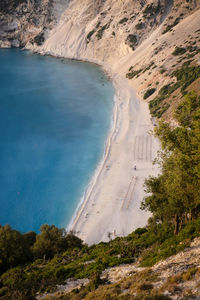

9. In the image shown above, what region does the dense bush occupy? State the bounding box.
[96,23,110,40]
[172,47,187,56]
[172,65,200,94]
[0,224,82,273]
[86,30,95,41]
[126,34,138,50]
[149,63,200,117]
[135,22,144,30]
[143,2,161,16]
[33,32,45,46]
[143,92,200,237]
[126,68,142,79]
[144,88,156,99]
[162,17,180,34]
[0,225,36,273]
[32,225,83,260]
[119,17,128,24]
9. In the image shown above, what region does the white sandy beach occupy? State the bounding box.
[68,71,160,245]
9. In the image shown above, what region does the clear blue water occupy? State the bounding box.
[0,49,114,233]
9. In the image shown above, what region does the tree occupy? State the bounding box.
[142,92,200,234]
[32,225,83,260]
[0,225,34,272]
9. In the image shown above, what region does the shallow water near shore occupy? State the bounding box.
[0,48,114,233]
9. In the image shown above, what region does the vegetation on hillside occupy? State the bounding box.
[57,266,200,300]
[0,225,83,274]
[143,88,156,99]
[162,17,180,34]
[126,62,155,79]
[1,219,200,299]
[149,63,200,117]
[143,91,200,235]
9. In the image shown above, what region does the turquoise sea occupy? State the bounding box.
[0,49,114,233]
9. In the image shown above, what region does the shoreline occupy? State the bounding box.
[2,46,160,244]
[67,70,120,232]
[33,51,161,245]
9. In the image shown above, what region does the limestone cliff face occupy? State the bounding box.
[1,0,199,105]
[27,0,173,64]
[0,0,69,48]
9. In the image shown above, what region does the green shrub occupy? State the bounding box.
[54,266,69,280]
[96,22,101,28]
[172,47,187,56]
[140,220,200,267]
[162,17,180,34]
[126,68,143,79]
[33,32,45,46]
[143,3,161,16]
[96,23,110,40]
[127,34,137,44]
[126,34,138,50]
[149,63,200,117]
[144,88,156,99]
[159,68,166,74]
[172,65,200,93]
[1,218,200,298]
[135,228,148,236]
[143,62,155,73]
[119,17,128,24]
[135,22,144,30]
[87,30,95,41]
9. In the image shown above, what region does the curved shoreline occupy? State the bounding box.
[65,62,160,245]
[68,73,120,232]
[25,49,160,245]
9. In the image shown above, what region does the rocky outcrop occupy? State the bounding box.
[37,237,200,299]
[101,237,200,299]
[0,0,69,48]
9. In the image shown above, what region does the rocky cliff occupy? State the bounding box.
[0,0,69,48]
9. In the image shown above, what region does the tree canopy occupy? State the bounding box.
[0,224,83,273]
[32,224,83,260]
[141,91,200,234]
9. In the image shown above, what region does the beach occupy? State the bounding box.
[28,38,162,245]
[24,0,167,244]
[68,70,160,245]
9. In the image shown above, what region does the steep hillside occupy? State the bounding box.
[1,0,199,119]
[1,219,200,299]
